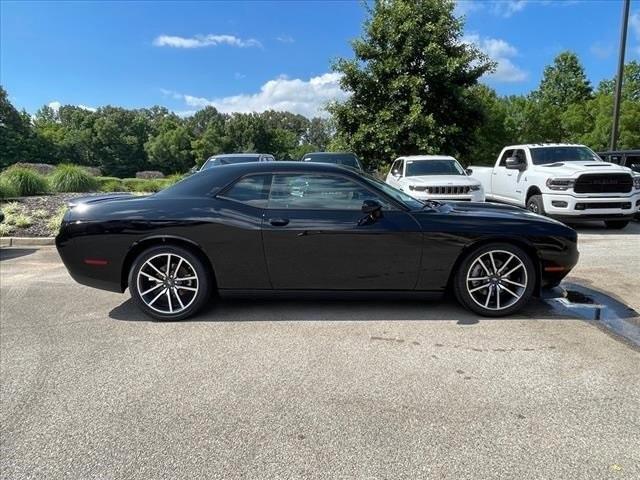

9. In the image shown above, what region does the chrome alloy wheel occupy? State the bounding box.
[136,253,199,315]
[465,250,528,311]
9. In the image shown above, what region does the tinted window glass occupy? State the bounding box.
[302,153,361,169]
[530,146,601,165]
[625,155,640,173]
[220,174,271,207]
[269,174,386,210]
[498,149,514,167]
[405,159,464,176]
[202,156,261,170]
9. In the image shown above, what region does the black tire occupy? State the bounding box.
[604,220,629,230]
[129,245,212,321]
[453,243,536,317]
[526,194,545,216]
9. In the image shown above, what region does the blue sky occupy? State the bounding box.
[1,0,639,117]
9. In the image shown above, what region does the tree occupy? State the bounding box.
[536,51,592,109]
[145,117,195,174]
[0,86,35,168]
[329,0,494,170]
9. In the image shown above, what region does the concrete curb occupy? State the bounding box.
[0,237,56,247]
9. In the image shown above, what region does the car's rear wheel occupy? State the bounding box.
[604,220,629,230]
[129,245,211,321]
[454,243,536,317]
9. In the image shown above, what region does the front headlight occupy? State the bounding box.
[633,176,640,190]
[546,178,575,191]
[469,184,482,191]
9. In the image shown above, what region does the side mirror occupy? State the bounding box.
[465,168,473,176]
[505,157,526,171]
[362,199,382,215]
[392,169,401,178]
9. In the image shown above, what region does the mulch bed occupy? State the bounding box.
[1,194,83,237]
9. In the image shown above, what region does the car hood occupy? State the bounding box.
[401,175,480,186]
[429,201,566,226]
[532,161,633,177]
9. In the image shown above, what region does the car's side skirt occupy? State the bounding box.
[218,289,444,300]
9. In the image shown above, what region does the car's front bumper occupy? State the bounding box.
[542,191,640,218]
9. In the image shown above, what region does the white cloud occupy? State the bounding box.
[153,34,261,49]
[464,34,527,82]
[48,101,96,112]
[491,0,528,17]
[276,35,295,44]
[166,73,348,118]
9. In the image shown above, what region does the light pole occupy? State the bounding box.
[610,0,631,151]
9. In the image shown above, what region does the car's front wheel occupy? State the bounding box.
[129,245,211,321]
[454,243,536,317]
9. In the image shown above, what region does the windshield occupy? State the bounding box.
[530,147,601,165]
[202,155,261,170]
[303,153,361,170]
[360,172,425,210]
[405,159,465,176]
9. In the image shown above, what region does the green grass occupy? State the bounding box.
[49,164,99,193]
[1,202,21,216]
[0,166,49,196]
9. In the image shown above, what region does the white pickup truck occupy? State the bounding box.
[468,144,640,229]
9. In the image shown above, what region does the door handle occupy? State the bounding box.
[269,218,290,226]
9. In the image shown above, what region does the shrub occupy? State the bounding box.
[47,206,68,235]
[49,164,99,193]
[135,170,165,179]
[5,212,33,228]
[96,176,127,192]
[0,178,19,199]
[165,173,185,186]
[0,223,15,237]
[0,166,49,196]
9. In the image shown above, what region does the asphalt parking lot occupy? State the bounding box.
[1,223,639,479]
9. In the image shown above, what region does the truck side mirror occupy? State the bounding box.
[465,168,473,176]
[392,169,402,178]
[506,157,526,171]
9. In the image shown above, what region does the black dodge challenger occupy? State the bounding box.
[56,162,579,320]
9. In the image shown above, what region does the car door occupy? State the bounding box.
[261,172,423,290]
[386,158,404,189]
[492,149,526,204]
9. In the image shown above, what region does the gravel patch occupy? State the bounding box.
[0,194,82,237]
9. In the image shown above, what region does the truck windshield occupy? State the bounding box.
[530,147,601,165]
[406,159,464,176]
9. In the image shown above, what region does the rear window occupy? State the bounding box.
[218,174,271,207]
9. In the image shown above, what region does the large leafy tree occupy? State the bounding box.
[329,0,494,169]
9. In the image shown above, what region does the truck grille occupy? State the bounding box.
[412,185,471,195]
[574,174,632,193]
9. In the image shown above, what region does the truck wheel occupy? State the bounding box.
[454,243,536,317]
[604,220,629,230]
[526,195,545,215]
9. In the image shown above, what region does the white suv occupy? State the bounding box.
[386,156,485,202]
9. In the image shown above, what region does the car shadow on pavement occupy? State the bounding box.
[108,296,576,325]
[570,220,640,236]
[0,248,38,261]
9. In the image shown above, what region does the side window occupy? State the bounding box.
[626,155,640,173]
[269,174,389,210]
[513,149,526,162]
[219,174,271,207]
[608,155,623,165]
[498,150,514,166]
[391,159,403,176]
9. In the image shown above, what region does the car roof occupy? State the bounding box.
[303,152,357,156]
[208,153,271,158]
[400,155,457,161]
[202,161,358,175]
[506,143,586,149]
